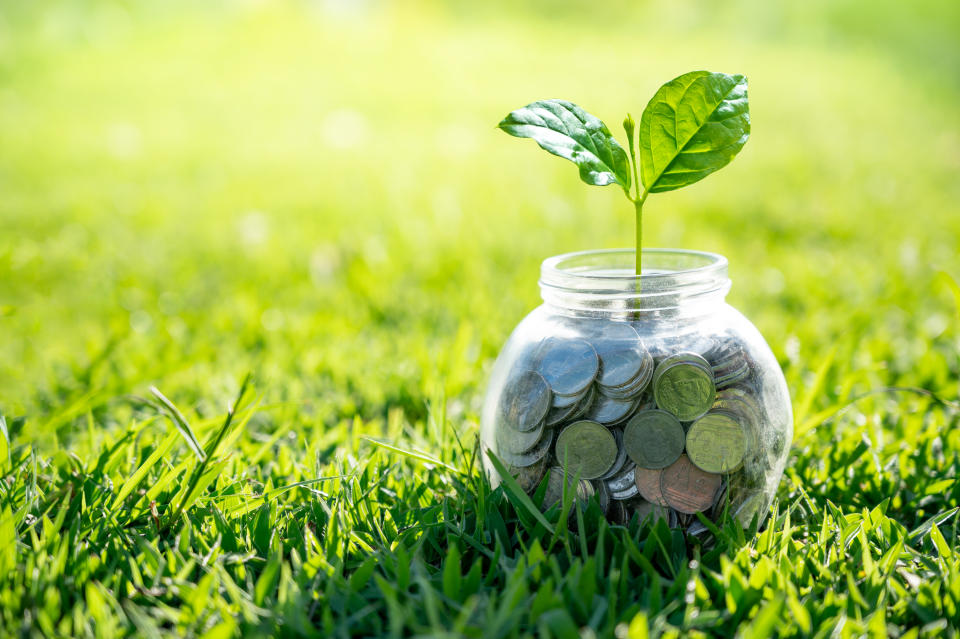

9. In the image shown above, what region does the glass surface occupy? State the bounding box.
[481,249,793,533]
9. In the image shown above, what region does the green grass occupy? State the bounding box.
[1,0,960,636]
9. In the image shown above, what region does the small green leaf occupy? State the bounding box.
[639,70,749,193]
[499,100,631,189]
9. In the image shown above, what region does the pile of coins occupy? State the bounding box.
[493,323,772,529]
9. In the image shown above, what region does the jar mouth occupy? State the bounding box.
[539,248,731,314]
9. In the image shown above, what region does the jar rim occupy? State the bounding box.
[539,248,731,314]
[541,248,727,282]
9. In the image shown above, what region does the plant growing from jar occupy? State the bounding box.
[483,71,793,534]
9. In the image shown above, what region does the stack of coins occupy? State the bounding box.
[493,324,773,531]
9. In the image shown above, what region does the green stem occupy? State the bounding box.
[634,190,648,277]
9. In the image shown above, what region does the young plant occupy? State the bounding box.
[498,70,750,276]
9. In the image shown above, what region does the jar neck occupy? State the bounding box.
[539,249,731,319]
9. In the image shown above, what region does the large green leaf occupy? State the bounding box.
[499,100,631,189]
[639,71,749,193]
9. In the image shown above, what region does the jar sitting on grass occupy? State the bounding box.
[480,248,792,534]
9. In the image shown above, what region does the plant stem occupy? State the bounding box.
[634,190,648,277]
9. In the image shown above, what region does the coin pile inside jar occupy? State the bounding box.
[494,323,770,529]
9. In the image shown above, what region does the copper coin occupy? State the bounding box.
[634,466,668,506]
[659,455,722,514]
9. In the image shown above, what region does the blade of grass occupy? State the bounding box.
[166,375,253,529]
[363,437,459,474]
[793,345,836,438]
[0,413,9,470]
[485,449,555,532]
[110,430,180,513]
[150,386,206,462]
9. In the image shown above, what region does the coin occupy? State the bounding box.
[622,409,685,469]
[542,466,594,509]
[712,358,750,389]
[554,420,617,480]
[653,353,715,421]
[497,430,553,468]
[545,402,578,427]
[588,323,654,389]
[552,388,585,409]
[586,394,637,425]
[610,476,640,501]
[633,499,672,525]
[508,458,547,494]
[686,411,746,473]
[567,384,598,421]
[496,417,545,454]
[597,372,649,400]
[605,464,636,493]
[660,455,722,514]
[634,466,668,506]
[598,429,629,479]
[593,481,611,514]
[499,370,552,432]
[537,338,599,397]
[608,500,629,524]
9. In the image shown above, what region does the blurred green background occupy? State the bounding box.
[1,0,959,441]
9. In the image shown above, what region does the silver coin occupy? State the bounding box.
[496,430,553,468]
[605,464,637,492]
[496,417,546,454]
[589,324,654,389]
[597,372,650,400]
[567,384,598,421]
[598,428,629,479]
[552,386,588,408]
[507,458,548,494]
[713,362,751,388]
[499,370,553,432]
[593,480,611,514]
[545,402,578,427]
[542,466,594,509]
[537,337,600,397]
[610,481,640,501]
[586,394,637,425]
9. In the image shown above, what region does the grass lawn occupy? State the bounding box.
[1,0,960,636]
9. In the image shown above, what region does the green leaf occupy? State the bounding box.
[639,70,749,193]
[499,100,631,189]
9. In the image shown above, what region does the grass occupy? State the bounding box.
[1,0,960,636]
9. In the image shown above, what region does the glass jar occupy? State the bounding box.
[480,249,792,533]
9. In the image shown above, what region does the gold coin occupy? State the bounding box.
[554,420,617,480]
[623,409,685,469]
[660,455,722,514]
[685,411,746,473]
[653,354,716,421]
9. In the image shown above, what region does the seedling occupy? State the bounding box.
[498,70,750,276]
